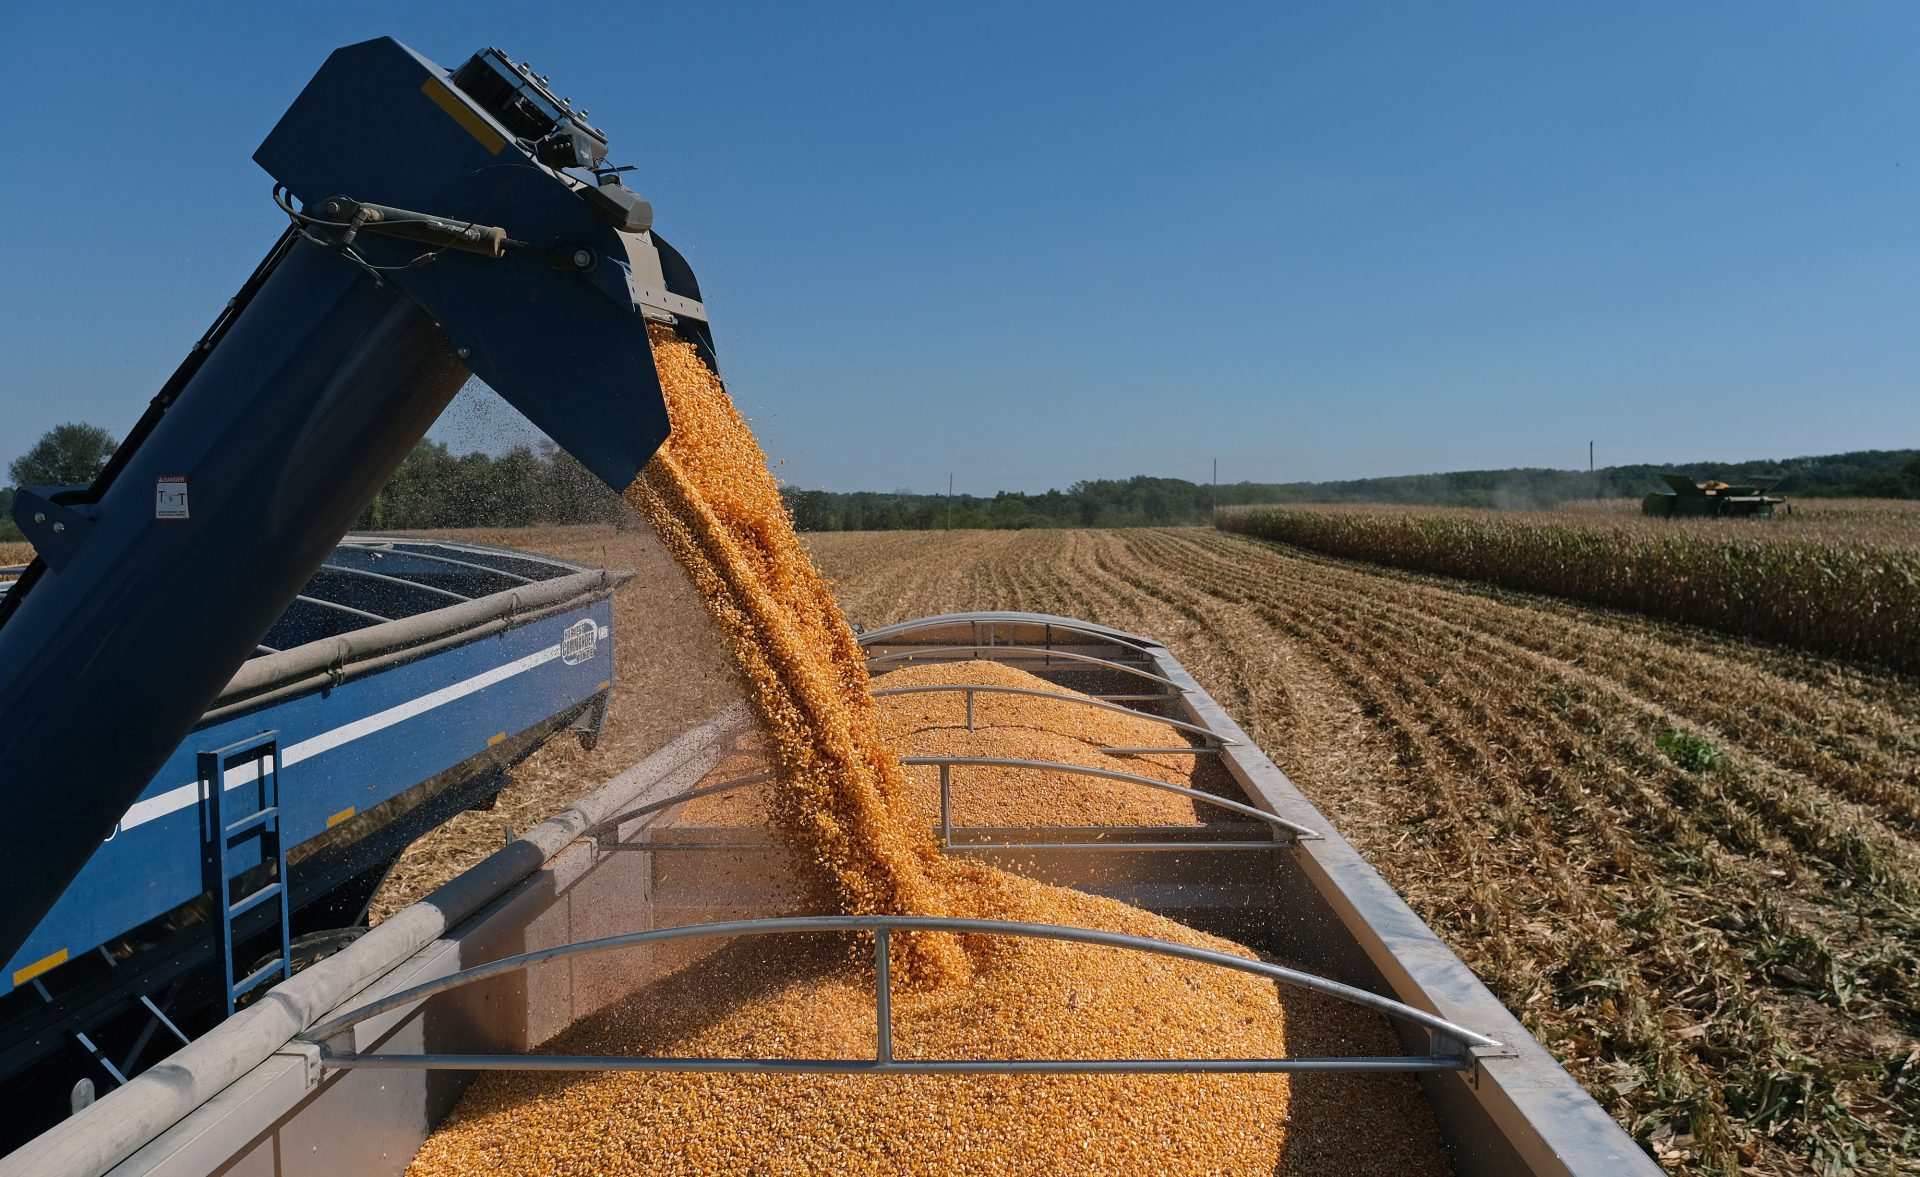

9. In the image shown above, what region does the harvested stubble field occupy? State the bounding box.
[1216,502,1920,675]
[803,527,1920,1177]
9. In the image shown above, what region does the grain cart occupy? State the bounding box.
[2,38,1658,1177]
[0,537,624,1150]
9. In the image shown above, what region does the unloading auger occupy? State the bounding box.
[0,39,713,965]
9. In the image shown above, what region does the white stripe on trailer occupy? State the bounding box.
[113,627,585,835]
[282,642,561,766]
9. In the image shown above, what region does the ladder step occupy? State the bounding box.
[73,1031,128,1085]
[223,807,279,839]
[226,883,283,920]
[231,957,289,1000]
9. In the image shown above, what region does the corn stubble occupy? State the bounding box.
[406,330,1446,1174]
[807,527,1920,1177]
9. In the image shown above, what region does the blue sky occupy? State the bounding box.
[2,3,1916,494]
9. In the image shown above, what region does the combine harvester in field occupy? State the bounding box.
[1642,473,1787,518]
[0,38,1659,1176]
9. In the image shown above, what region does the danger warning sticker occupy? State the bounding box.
[155,475,189,520]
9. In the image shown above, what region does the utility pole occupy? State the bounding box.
[946,472,954,530]
[1211,458,1218,518]
[1590,440,1596,501]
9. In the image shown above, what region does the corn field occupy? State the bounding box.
[1216,503,1920,675]
[803,526,1920,1177]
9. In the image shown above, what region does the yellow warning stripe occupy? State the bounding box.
[487,731,507,747]
[327,806,357,829]
[13,948,68,987]
[422,78,506,155]
[597,680,612,691]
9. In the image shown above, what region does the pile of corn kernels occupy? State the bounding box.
[409,870,1446,1176]
[873,658,1245,828]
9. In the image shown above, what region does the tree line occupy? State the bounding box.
[4,422,1916,543]
[783,450,1920,531]
[0,428,628,543]
[351,440,629,530]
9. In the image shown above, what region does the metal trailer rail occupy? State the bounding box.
[858,612,1163,657]
[898,755,1317,847]
[577,763,1302,857]
[865,646,1186,689]
[870,681,1234,743]
[302,915,1501,1075]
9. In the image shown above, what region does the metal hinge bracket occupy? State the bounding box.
[10,486,97,571]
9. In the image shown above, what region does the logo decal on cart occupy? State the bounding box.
[561,618,599,665]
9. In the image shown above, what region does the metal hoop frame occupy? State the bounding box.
[858,614,1160,657]
[302,915,1499,1075]
[866,647,1185,690]
[580,751,1313,857]
[900,756,1318,845]
[870,682,1232,745]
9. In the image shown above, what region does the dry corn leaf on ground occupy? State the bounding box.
[407,328,1449,1174]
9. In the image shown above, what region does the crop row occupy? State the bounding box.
[806,527,1920,1175]
[1216,506,1920,674]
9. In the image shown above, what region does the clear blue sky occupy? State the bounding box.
[2,3,1916,495]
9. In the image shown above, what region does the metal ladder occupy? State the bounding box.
[199,732,292,1016]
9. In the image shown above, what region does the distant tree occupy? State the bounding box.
[535,441,628,526]
[790,489,836,532]
[9,423,117,488]
[989,492,1032,529]
[354,438,636,531]
[469,446,544,528]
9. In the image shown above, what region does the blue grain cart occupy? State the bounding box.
[0,537,626,1145]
